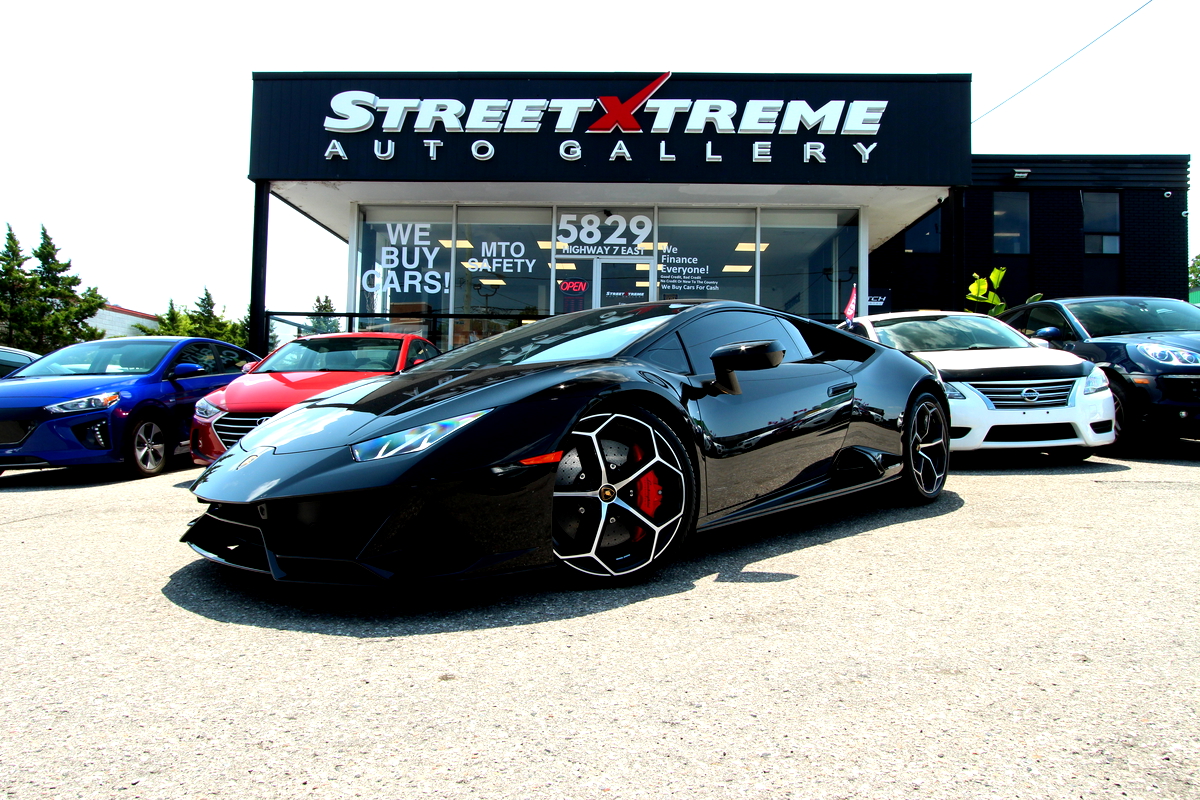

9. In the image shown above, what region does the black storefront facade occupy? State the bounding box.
[245,72,1189,354]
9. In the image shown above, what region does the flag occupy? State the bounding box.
[843,283,858,324]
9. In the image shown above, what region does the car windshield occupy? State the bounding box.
[408,304,693,373]
[9,340,175,376]
[1066,298,1200,338]
[255,337,404,373]
[873,315,1030,352]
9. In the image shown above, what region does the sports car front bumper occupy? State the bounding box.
[183,464,558,584]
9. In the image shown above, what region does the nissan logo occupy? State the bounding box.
[1021,388,1041,403]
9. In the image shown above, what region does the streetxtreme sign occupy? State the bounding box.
[250,72,971,186]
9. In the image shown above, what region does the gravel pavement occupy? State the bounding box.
[1,443,1197,799]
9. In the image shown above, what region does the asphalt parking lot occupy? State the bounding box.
[1,444,1197,799]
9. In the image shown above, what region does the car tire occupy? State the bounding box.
[552,407,697,582]
[894,391,949,504]
[124,416,169,478]
[1109,377,1153,453]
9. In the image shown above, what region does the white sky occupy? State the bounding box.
[0,0,1193,320]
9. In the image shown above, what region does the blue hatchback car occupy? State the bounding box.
[0,337,258,478]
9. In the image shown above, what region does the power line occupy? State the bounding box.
[972,0,1156,124]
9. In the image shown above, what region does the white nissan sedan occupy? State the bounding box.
[840,311,1116,460]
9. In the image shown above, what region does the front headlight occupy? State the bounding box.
[1083,368,1110,395]
[943,382,966,400]
[350,409,492,462]
[44,392,121,414]
[1135,343,1200,366]
[195,396,224,419]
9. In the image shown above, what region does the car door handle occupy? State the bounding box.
[828,382,856,397]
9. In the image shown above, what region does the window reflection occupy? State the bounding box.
[454,208,553,347]
[759,210,858,322]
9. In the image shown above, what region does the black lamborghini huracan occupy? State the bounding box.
[184,301,950,584]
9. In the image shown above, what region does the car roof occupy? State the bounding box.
[0,344,39,357]
[294,332,427,341]
[853,310,993,323]
[1014,296,1187,307]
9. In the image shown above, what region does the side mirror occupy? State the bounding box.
[1029,338,1051,348]
[708,339,785,396]
[241,361,259,373]
[1034,326,1062,341]
[170,362,204,379]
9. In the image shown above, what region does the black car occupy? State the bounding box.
[1000,297,1200,442]
[184,301,950,585]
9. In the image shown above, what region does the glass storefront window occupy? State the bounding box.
[353,204,864,339]
[759,210,858,322]
[454,207,553,347]
[554,207,656,313]
[656,209,756,304]
[359,207,453,349]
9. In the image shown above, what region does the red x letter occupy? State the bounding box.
[587,72,672,133]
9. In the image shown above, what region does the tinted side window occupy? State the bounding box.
[784,318,873,362]
[1026,307,1074,340]
[640,332,692,374]
[173,343,215,374]
[679,312,797,370]
[1001,308,1029,335]
[214,346,255,373]
[405,340,438,368]
[0,352,31,373]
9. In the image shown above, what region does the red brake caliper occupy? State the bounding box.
[634,469,663,519]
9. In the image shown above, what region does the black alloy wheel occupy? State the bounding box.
[125,418,168,478]
[897,392,949,503]
[552,409,695,579]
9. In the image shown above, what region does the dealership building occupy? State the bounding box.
[246,72,1190,354]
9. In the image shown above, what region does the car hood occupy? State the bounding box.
[0,373,146,404]
[221,370,394,413]
[234,360,595,455]
[1089,330,1200,349]
[918,346,1091,383]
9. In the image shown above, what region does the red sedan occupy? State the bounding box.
[191,332,439,465]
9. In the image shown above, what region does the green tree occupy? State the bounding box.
[0,225,35,348]
[307,295,341,333]
[1189,254,1199,289]
[0,225,105,352]
[137,290,251,347]
[189,288,237,341]
[134,299,192,336]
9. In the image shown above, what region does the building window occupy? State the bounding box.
[759,210,858,322]
[656,208,756,304]
[993,192,1029,254]
[454,207,554,345]
[904,207,941,254]
[1083,192,1120,254]
[358,207,454,349]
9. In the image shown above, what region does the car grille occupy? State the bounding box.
[968,379,1075,408]
[984,423,1077,442]
[213,412,274,448]
[1159,375,1200,403]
